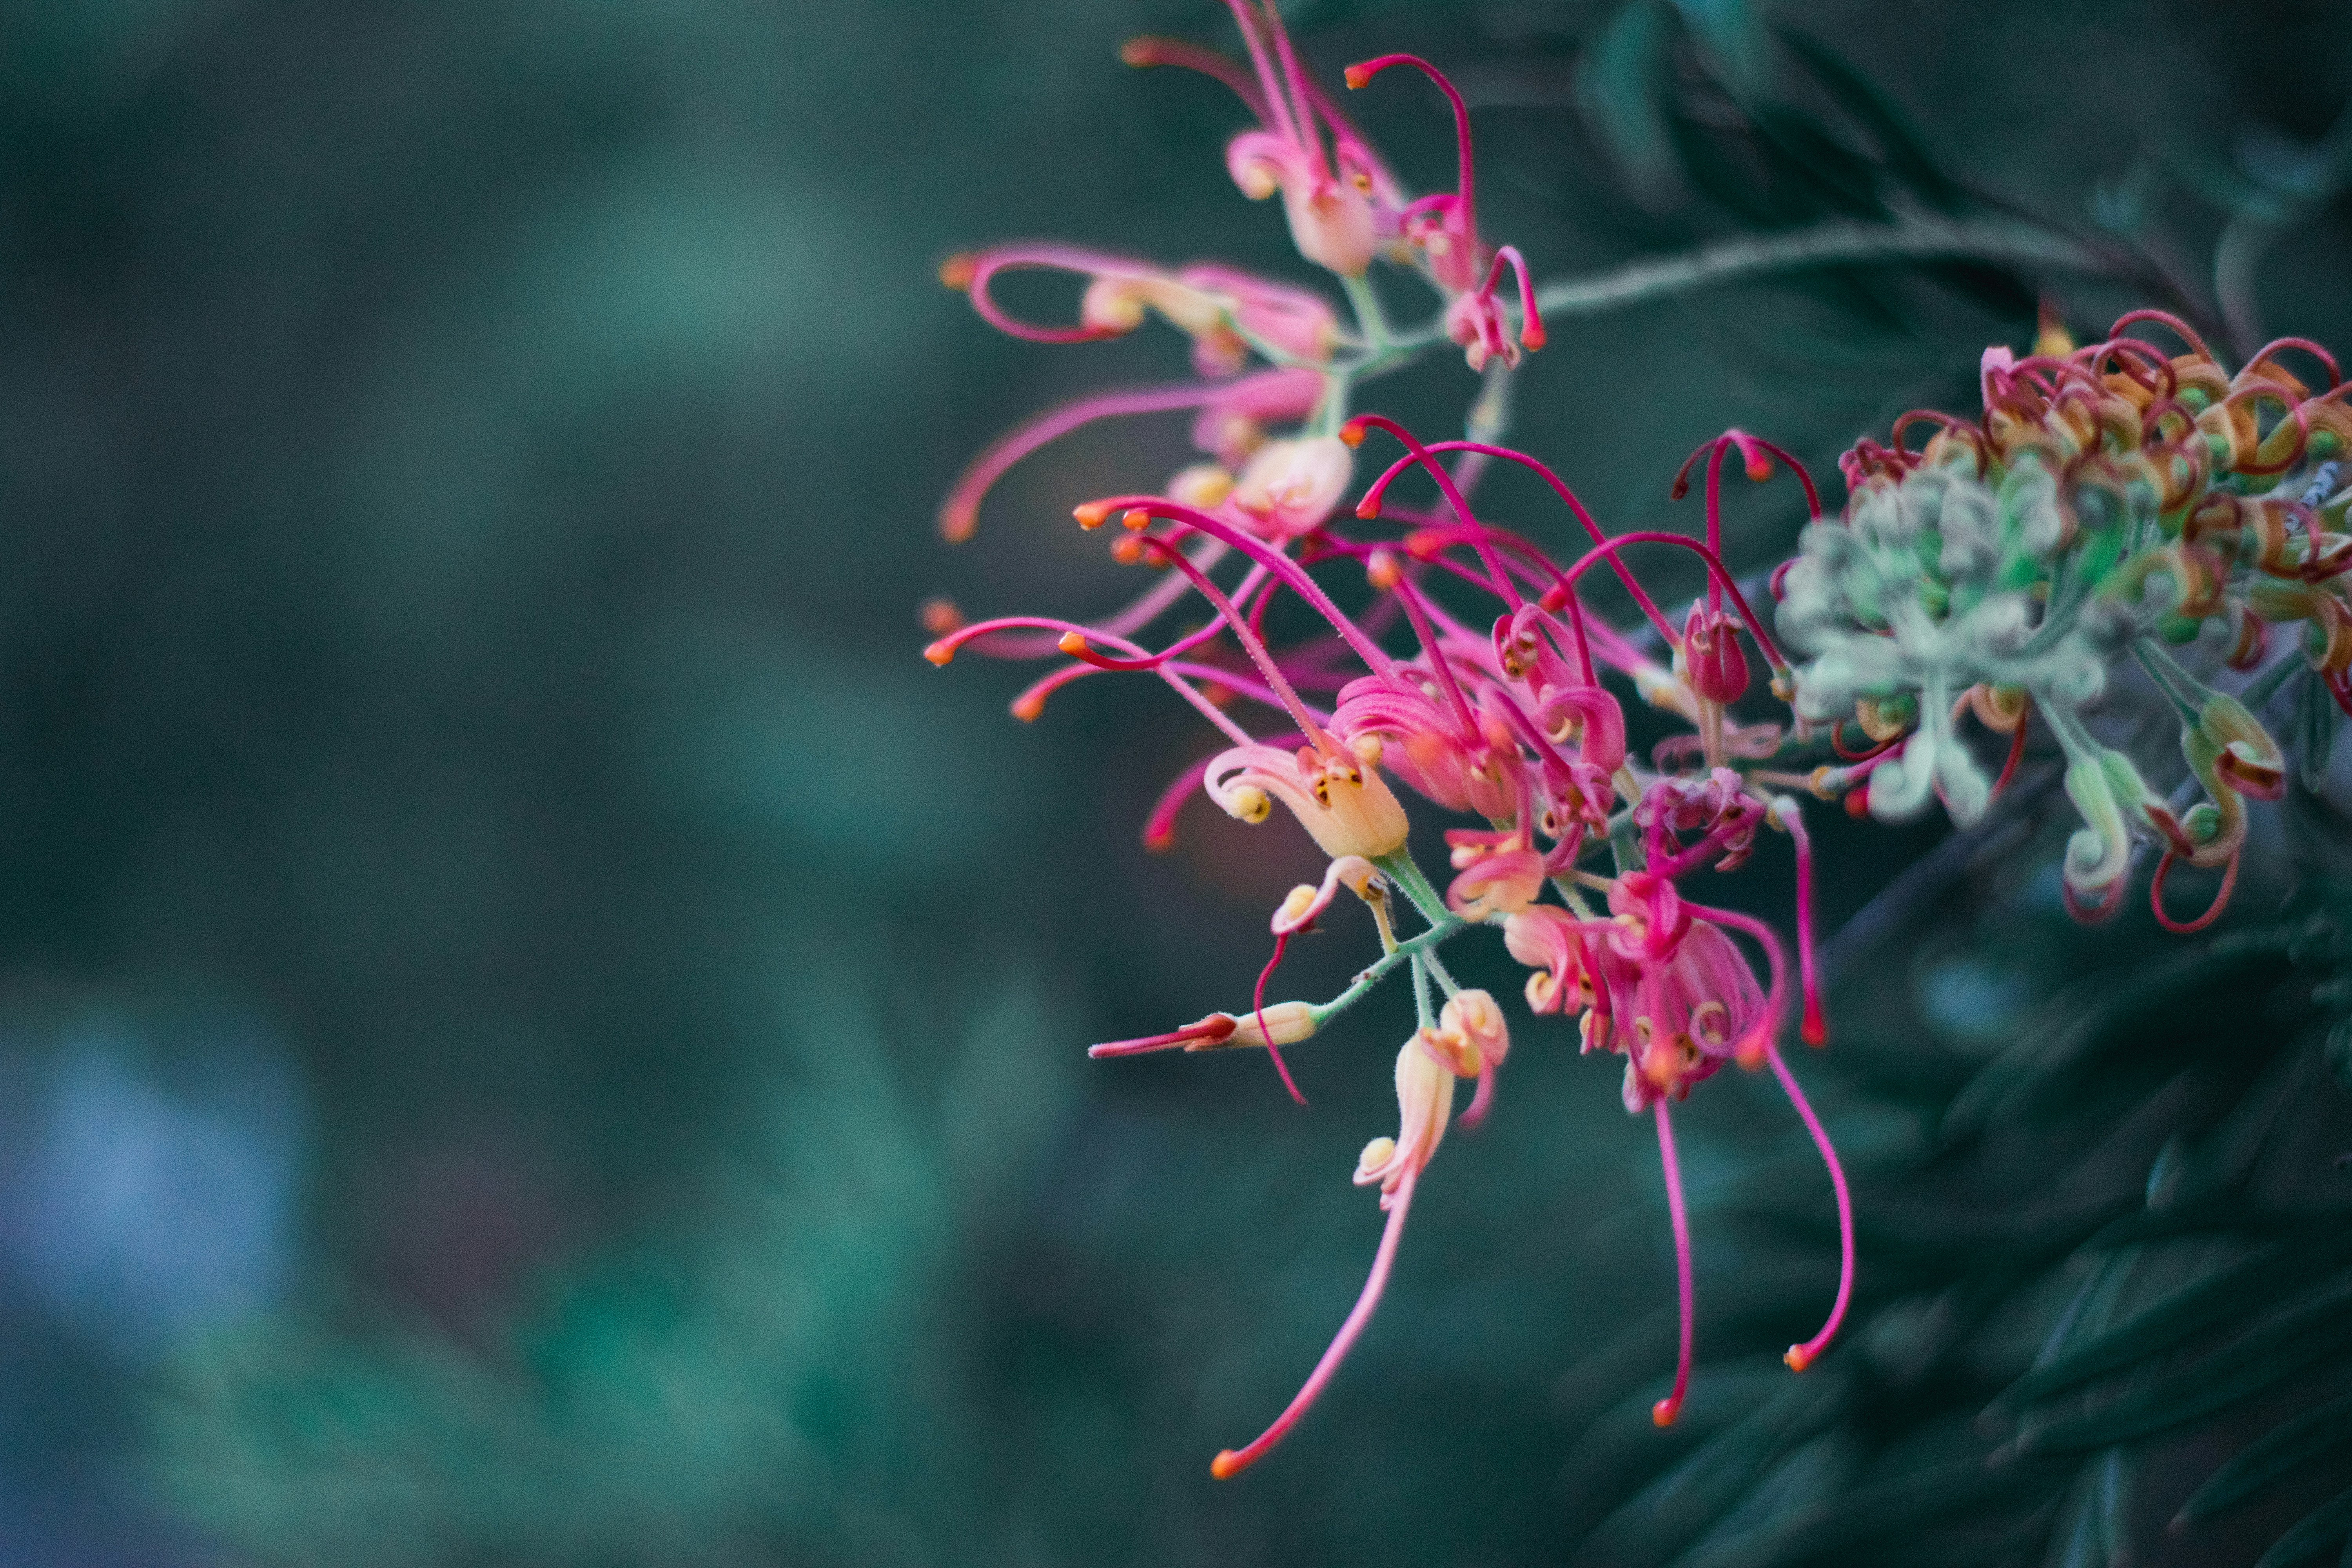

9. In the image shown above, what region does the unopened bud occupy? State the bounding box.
[1230,1000,1318,1049]
[1225,784,1272,824]
[1167,463,1234,510]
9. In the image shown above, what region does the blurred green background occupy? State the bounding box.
[0,1,2348,1563]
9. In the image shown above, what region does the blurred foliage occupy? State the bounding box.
[1564,835,2352,1567]
[0,0,2338,1564]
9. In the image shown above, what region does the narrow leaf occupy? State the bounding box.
[2257,1483,2352,1568]
[2179,1389,2352,1524]
[2023,1274,2352,1453]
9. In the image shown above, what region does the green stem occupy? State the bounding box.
[2238,651,2308,712]
[1306,914,1468,1032]
[1532,216,2107,319]
[1342,271,1395,354]
[1421,944,1463,998]
[1374,847,1452,927]
[2132,639,2209,723]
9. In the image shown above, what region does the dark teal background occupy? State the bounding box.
[0,2,2345,1563]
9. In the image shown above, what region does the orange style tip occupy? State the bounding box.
[1354,499,1380,520]
[1009,697,1045,722]
[1118,36,1155,66]
[922,644,955,667]
[1651,1398,1681,1428]
[1121,507,1152,530]
[1056,630,1089,655]
[1338,420,1368,448]
[1784,1345,1814,1372]
[1343,64,1372,89]
[937,253,976,291]
[1746,456,1774,483]
[1142,828,1176,853]
[1210,1450,1247,1481]
[1734,1044,1766,1071]
[1539,584,1571,613]
[918,597,964,635]
[1074,502,1112,530]
[939,510,977,543]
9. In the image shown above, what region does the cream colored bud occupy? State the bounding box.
[1418,1024,1481,1078]
[1355,1136,1397,1176]
[1440,989,1509,1070]
[1167,463,1235,510]
[1229,1000,1318,1049]
[1225,784,1272,824]
[1232,436,1353,539]
[1078,278,1148,335]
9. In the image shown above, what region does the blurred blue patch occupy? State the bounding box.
[10,1013,305,1362]
[1918,954,2033,1049]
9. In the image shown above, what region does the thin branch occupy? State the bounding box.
[1533,216,2112,320]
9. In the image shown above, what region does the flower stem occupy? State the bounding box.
[1373,847,1451,927]
[1308,915,1466,1031]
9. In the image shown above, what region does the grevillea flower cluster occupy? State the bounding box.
[1781,310,2347,931]
[922,3,2328,1481]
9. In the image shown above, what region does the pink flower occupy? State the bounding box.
[1345,53,1542,367]
[1602,917,1765,1111]
[1205,739,1410,861]
[1331,673,1515,818]
[1680,602,1750,704]
[936,366,1324,543]
[1504,905,1599,1017]
[1212,998,1492,1481]
[1230,434,1354,539]
[1445,828,1544,921]
[1207,2,1396,276]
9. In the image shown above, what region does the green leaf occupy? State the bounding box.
[2096,1448,2134,1567]
[1746,105,1887,220]
[1671,0,1768,93]
[2004,1241,2314,1410]
[2177,1388,2352,1524]
[1776,29,1964,211]
[1578,0,1683,198]
[2298,670,2337,793]
[2020,1272,2352,1453]
[1676,1456,2029,1568]
[2256,1482,2352,1568]
[1666,112,1787,227]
